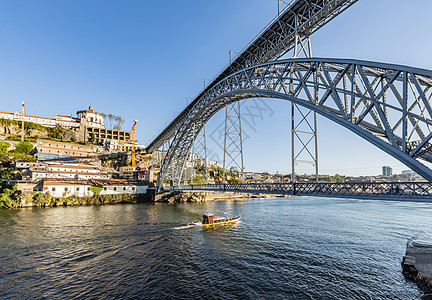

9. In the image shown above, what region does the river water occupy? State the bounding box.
[0,196,431,299]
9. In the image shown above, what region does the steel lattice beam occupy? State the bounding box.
[147,0,358,153]
[157,58,432,190]
[170,182,432,202]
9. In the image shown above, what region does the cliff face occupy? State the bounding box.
[0,121,79,141]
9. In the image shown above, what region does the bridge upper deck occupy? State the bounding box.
[147,0,358,152]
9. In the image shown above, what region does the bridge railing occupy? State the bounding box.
[168,182,432,201]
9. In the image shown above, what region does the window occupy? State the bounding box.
[52,187,56,191]
[87,187,90,191]
[76,187,80,191]
[64,187,68,191]
[104,187,107,190]
[123,187,126,190]
[132,187,135,191]
[113,187,117,191]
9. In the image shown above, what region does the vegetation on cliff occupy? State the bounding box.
[0,168,18,208]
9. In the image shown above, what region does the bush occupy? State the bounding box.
[25,122,46,131]
[0,141,10,152]
[48,125,64,139]
[14,142,34,154]
[0,118,19,126]
[90,186,103,196]
[0,185,17,208]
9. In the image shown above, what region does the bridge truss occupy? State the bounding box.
[147,0,358,153]
[171,182,432,202]
[158,58,432,189]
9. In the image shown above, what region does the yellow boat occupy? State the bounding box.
[201,213,241,227]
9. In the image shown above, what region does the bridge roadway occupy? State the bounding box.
[168,182,432,202]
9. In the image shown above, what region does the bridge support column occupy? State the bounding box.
[291,15,318,183]
[190,124,208,185]
[223,101,244,183]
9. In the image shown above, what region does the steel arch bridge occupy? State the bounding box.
[157,58,432,190]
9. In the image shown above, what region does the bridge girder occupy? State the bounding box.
[157,58,432,189]
[147,0,358,152]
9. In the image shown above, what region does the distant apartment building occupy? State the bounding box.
[382,166,392,176]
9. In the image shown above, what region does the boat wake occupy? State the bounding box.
[172,222,202,230]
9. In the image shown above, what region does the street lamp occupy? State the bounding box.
[278,0,288,16]
[203,78,210,88]
[229,50,238,63]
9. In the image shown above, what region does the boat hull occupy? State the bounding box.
[202,216,241,227]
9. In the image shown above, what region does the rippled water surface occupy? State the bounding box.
[1,197,431,299]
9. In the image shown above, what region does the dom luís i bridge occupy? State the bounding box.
[147,0,432,202]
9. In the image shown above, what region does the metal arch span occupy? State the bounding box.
[158,58,432,189]
[147,0,358,152]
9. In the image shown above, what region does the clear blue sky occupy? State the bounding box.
[1,0,432,176]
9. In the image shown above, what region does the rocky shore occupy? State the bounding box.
[13,192,154,208]
[155,190,280,203]
[402,241,432,297]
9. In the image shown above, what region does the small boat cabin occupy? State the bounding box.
[203,214,215,225]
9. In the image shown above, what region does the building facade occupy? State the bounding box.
[42,178,147,198]
[382,166,393,176]
[35,139,102,159]
[0,106,134,146]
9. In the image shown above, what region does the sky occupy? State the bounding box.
[1,0,432,176]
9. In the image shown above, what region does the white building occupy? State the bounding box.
[93,179,148,195]
[76,106,104,128]
[42,178,147,198]
[20,159,110,181]
[0,106,104,129]
[43,178,94,198]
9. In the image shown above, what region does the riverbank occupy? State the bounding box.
[155,190,282,202]
[402,241,432,295]
[10,192,155,208]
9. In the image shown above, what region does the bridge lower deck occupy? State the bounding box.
[167,182,432,202]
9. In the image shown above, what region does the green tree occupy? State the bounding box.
[89,133,96,144]
[90,185,103,196]
[192,175,206,184]
[107,114,114,129]
[228,177,242,184]
[113,116,124,130]
[48,125,64,139]
[0,141,11,152]
[0,184,17,208]
[334,174,344,183]
[14,142,33,154]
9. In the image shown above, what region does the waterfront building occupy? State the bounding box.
[93,179,148,195]
[41,178,148,198]
[133,169,154,183]
[42,178,95,197]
